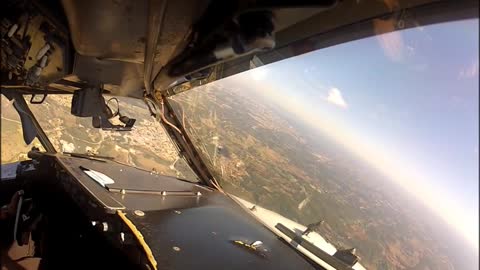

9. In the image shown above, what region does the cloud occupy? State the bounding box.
[326,87,348,108]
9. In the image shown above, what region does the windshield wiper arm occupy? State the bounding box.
[63,152,115,162]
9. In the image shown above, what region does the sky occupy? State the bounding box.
[227,19,479,249]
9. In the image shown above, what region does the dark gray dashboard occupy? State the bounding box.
[48,155,321,270]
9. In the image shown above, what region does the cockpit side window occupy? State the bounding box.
[1,94,44,164]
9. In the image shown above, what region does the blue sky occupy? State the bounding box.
[234,19,478,248]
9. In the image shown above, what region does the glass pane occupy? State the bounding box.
[27,95,199,182]
[170,19,479,270]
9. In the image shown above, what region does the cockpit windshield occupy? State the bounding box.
[169,19,479,270]
[26,95,199,182]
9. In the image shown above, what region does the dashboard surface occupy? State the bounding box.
[51,155,321,270]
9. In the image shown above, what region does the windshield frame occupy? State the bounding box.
[152,94,218,188]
